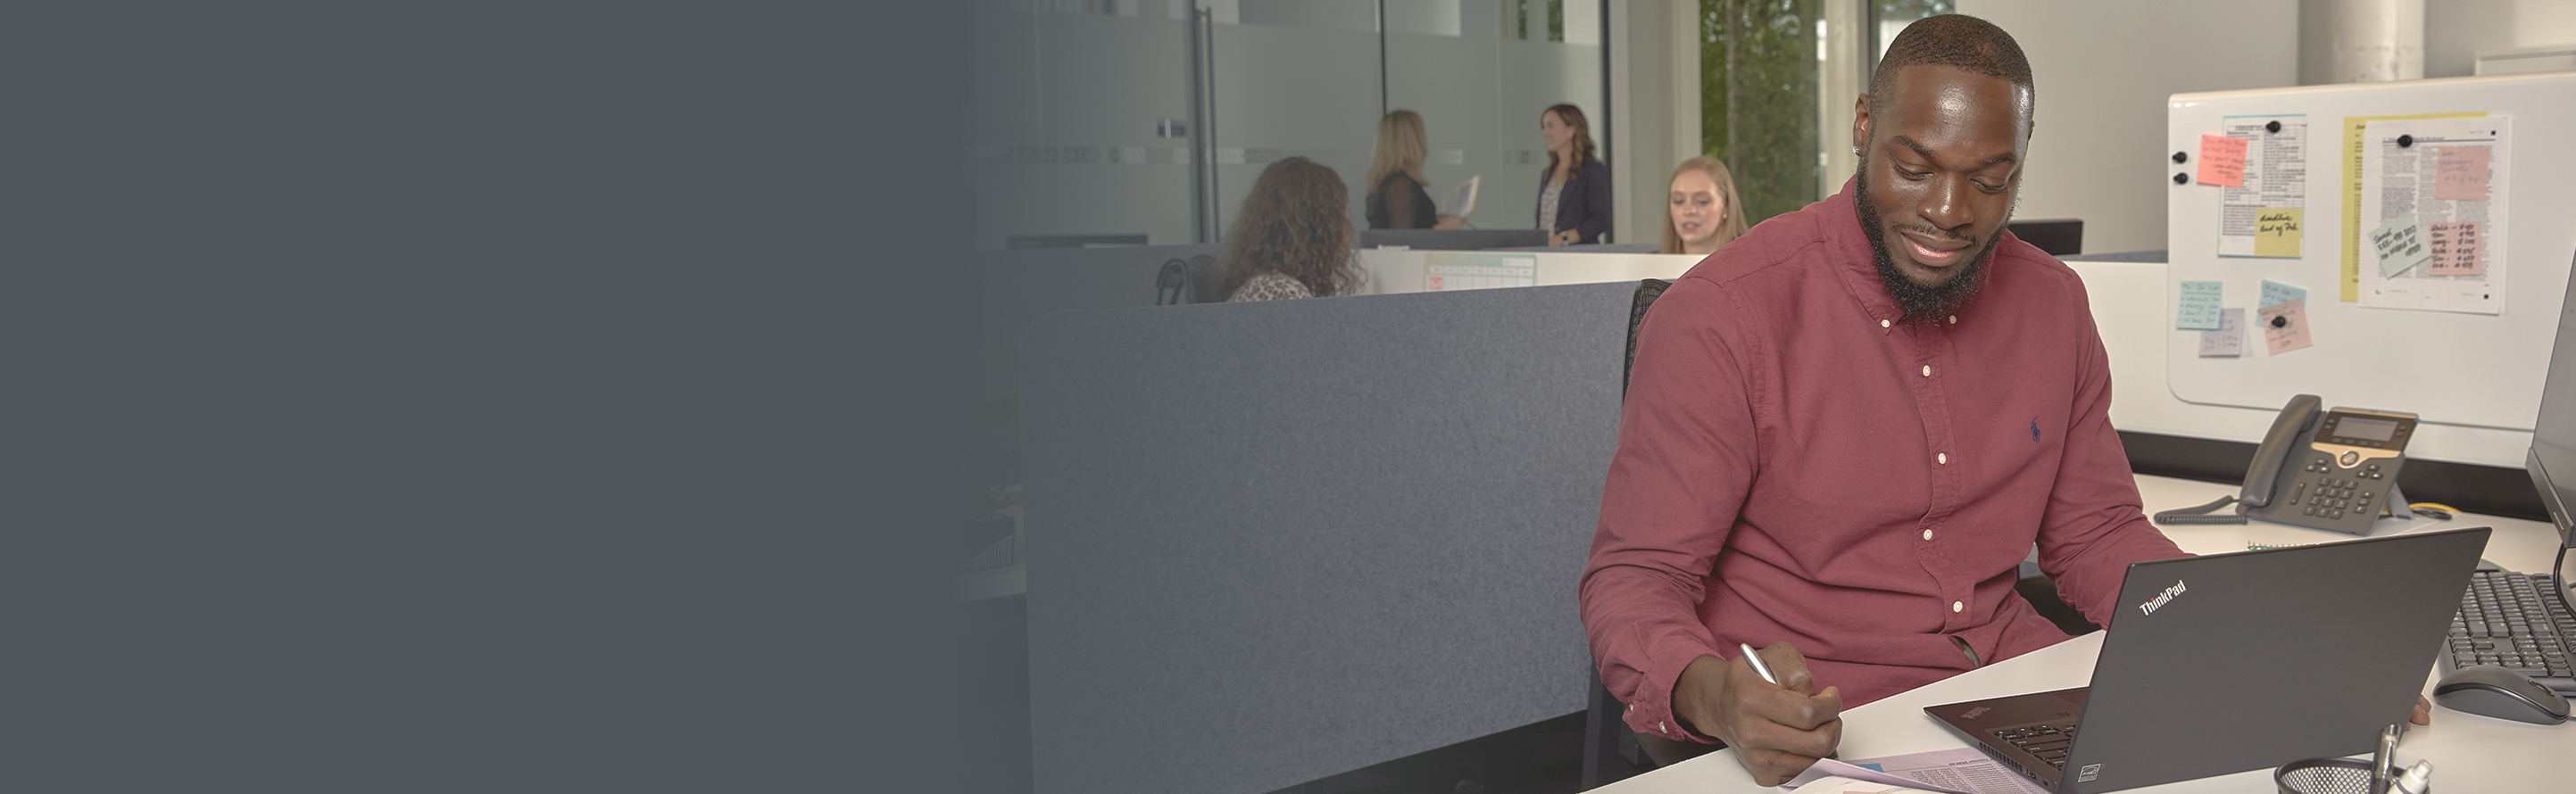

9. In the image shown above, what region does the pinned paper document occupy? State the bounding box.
[2215,116,2307,258]
[2176,281,2223,330]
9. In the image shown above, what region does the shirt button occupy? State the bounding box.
[1924,529,1934,541]
[1922,365,1932,376]
[1880,318,1891,328]
[1659,721,1669,733]
[1937,452,1949,465]
[1949,315,1957,324]
[1953,601,1965,613]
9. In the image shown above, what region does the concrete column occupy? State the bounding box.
[2318,0,2425,83]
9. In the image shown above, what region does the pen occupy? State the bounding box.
[1738,642,1781,686]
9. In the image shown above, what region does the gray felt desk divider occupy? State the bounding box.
[1019,281,1637,794]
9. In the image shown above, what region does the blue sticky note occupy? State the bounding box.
[2177,281,2223,330]
[2260,278,2306,309]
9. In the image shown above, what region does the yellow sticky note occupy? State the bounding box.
[2255,207,2302,258]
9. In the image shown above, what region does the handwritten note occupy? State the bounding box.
[2427,221,2484,276]
[2368,212,2431,277]
[2259,299,2313,355]
[2435,146,2490,202]
[2200,309,2245,357]
[2197,134,2248,187]
[2260,278,2306,309]
[2176,281,2223,330]
[2254,208,2302,258]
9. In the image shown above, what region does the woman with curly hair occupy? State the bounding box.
[1221,157,1365,302]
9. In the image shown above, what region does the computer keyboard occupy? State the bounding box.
[1991,724,2076,769]
[2444,569,2576,692]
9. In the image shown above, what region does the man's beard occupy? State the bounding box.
[1854,158,2010,321]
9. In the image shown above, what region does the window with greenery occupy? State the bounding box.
[1702,0,1951,227]
[1700,0,1821,226]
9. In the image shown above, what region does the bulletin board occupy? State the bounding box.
[2164,71,2576,433]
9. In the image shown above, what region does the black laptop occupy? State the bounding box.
[1924,526,2490,793]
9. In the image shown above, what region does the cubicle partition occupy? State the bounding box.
[966,244,1214,491]
[1018,282,1635,794]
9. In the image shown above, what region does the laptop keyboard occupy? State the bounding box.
[1991,724,2077,769]
[2444,569,2576,691]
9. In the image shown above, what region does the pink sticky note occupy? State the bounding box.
[2427,221,2484,277]
[2196,134,2247,187]
[2259,299,2312,356]
[2435,146,2490,202]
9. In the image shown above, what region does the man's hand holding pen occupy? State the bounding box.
[1670,641,1845,786]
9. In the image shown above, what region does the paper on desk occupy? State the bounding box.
[1790,777,1945,794]
[1785,749,2053,794]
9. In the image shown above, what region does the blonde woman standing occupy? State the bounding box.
[1363,111,1463,230]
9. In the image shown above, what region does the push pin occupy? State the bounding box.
[2397,134,2414,148]
[2174,173,2190,185]
[2270,315,2289,328]
[2265,120,2281,133]
[2173,151,2188,163]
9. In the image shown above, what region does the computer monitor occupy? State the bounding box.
[2522,250,2576,606]
[2528,250,2576,548]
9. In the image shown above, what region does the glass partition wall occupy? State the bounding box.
[968,1,1608,249]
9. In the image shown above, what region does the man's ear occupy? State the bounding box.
[1851,95,1872,153]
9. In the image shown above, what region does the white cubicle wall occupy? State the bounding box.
[2157,72,2576,469]
[1356,248,1705,294]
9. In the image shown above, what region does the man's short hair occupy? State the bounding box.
[1866,14,2033,131]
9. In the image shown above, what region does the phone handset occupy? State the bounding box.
[2154,393,2321,525]
[2239,393,2324,509]
[2155,393,2418,534]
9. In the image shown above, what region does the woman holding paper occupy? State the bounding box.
[1363,110,1465,230]
[1656,156,1749,255]
[1536,103,1610,245]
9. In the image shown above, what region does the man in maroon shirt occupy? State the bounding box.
[1578,15,2186,785]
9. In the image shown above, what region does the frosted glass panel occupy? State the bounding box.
[1384,0,1603,236]
[968,8,1195,249]
[1209,17,1384,237]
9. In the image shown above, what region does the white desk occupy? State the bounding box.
[1595,474,2574,794]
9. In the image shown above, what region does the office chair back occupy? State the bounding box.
[1623,279,1672,394]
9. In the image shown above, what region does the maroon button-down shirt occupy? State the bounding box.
[1580,179,2187,742]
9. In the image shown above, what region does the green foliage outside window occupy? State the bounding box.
[1701,0,1822,227]
[1701,0,1952,227]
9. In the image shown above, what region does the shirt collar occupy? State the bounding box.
[1821,177,1910,330]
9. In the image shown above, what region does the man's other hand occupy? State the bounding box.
[1671,643,1844,786]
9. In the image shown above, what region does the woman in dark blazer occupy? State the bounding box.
[1535,103,1610,245]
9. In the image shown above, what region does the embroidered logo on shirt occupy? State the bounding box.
[2030,419,2042,442]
